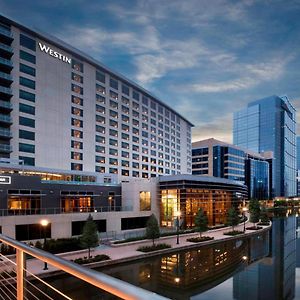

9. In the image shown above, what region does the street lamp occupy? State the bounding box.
[242,207,248,232]
[40,219,49,270]
[174,211,181,245]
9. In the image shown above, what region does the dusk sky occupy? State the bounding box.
[2,0,300,142]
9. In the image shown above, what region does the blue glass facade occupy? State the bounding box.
[233,95,296,197]
[245,158,269,199]
[297,137,300,196]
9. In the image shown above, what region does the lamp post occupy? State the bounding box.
[174,211,181,245]
[242,207,248,233]
[40,219,49,270]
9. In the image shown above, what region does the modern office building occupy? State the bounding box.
[297,136,300,196]
[0,15,193,182]
[192,138,272,199]
[233,95,297,197]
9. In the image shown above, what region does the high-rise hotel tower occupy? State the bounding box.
[0,15,193,181]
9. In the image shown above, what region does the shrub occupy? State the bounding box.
[0,244,15,255]
[137,243,171,252]
[246,226,263,230]
[145,214,160,246]
[41,238,82,254]
[73,254,110,265]
[187,236,214,243]
[257,221,270,226]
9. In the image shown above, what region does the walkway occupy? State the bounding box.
[23,220,270,277]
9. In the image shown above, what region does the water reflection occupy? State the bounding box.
[100,233,269,300]
[233,216,296,300]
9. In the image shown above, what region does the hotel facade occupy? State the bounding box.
[0,16,248,240]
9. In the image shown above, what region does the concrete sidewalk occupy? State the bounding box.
[22,220,270,277]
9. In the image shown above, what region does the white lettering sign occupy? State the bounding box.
[0,176,11,184]
[38,42,71,64]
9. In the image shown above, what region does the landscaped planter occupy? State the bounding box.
[223,230,244,236]
[186,236,214,243]
[137,243,171,252]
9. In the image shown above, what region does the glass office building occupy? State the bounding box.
[233,95,297,197]
[192,138,271,199]
[297,136,300,196]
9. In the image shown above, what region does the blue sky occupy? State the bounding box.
[2,0,300,142]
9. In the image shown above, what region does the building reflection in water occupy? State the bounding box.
[233,216,296,300]
[100,232,269,300]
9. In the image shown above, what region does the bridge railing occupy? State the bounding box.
[0,233,168,300]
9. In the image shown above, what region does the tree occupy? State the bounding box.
[194,208,208,238]
[260,206,269,223]
[146,214,160,246]
[80,214,99,259]
[249,199,261,227]
[227,207,239,232]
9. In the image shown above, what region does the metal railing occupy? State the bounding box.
[0,71,12,81]
[0,128,12,138]
[0,99,12,109]
[0,206,134,216]
[0,234,168,300]
[0,57,13,68]
[0,42,13,53]
[0,27,13,38]
[0,113,12,123]
[0,144,12,153]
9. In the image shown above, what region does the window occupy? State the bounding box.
[122,115,129,123]
[72,59,83,72]
[20,63,36,76]
[95,135,105,143]
[19,129,35,140]
[132,162,139,169]
[122,160,129,167]
[95,145,105,153]
[95,125,105,133]
[158,105,163,114]
[122,96,129,105]
[109,149,118,157]
[19,143,35,153]
[19,103,35,115]
[72,95,83,106]
[19,116,35,128]
[133,153,139,160]
[109,110,118,118]
[109,139,118,146]
[122,133,129,140]
[71,141,83,149]
[72,107,83,117]
[140,191,151,211]
[71,118,83,128]
[96,71,105,83]
[122,124,129,132]
[122,151,129,158]
[20,50,36,64]
[110,78,118,90]
[95,166,105,173]
[151,101,156,110]
[96,104,105,114]
[132,171,139,177]
[133,144,139,152]
[109,119,118,128]
[19,156,35,166]
[122,170,129,176]
[20,34,36,51]
[122,84,129,95]
[71,129,83,138]
[109,129,118,137]
[133,102,139,110]
[122,142,129,149]
[20,77,35,90]
[96,115,105,124]
[19,90,35,102]
[110,99,118,109]
[122,105,129,114]
[95,156,105,163]
[96,94,105,104]
[71,152,83,160]
[72,84,83,95]
[72,72,83,83]
[133,90,139,101]
[96,84,106,95]
[133,136,139,143]
[109,168,118,174]
[71,163,82,171]
[133,128,139,135]
[132,111,139,118]
[142,96,148,105]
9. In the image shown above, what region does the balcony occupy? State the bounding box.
[0,143,12,153]
[0,43,13,58]
[0,27,13,42]
[0,128,12,139]
[0,71,12,85]
[0,85,12,98]
[0,56,13,71]
[0,99,12,112]
[0,113,12,126]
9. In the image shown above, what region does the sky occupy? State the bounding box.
[2,0,300,142]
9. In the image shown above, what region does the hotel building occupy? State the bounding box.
[0,15,194,240]
[192,138,272,199]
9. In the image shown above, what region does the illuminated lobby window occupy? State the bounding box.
[140,191,151,211]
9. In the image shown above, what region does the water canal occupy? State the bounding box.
[44,215,298,299]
